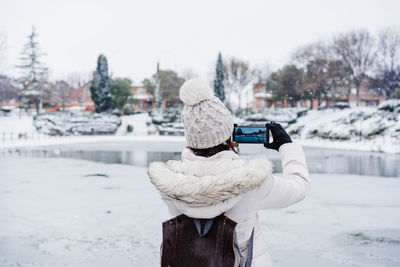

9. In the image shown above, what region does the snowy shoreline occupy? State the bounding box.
[0,156,399,266]
[1,134,399,154]
[0,109,399,154]
[0,135,186,150]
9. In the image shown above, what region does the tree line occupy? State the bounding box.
[215,27,400,109]
[1,26,399,114]
[0,26,189,114]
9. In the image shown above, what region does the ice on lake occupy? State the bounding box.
[6,140,400,177]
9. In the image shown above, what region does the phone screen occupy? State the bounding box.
[233,125,269,144]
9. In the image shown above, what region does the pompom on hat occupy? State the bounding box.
[179,79,214,105]
[179,79,234,149]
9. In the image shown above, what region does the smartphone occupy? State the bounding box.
[232,124,270,144]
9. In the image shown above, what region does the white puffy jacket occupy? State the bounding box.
[148,143,309,267]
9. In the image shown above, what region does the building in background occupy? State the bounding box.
[130,85,154,111]
[348,78,386,107]
[252,83,276,109]
[251,78,386,110]
[43,81,94,112]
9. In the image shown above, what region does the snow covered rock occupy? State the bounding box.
[33,112,121,135]
[378,99,400,113]
[244,108,305,124]
[287,106,399,142]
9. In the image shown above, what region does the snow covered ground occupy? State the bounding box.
[0,156,399,267]
[0,115,36,134]
[115,113,150,136]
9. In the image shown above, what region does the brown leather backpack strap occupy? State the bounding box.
[215,215,237,266]
[161,216,179,266]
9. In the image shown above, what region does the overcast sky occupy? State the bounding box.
[0,0,399,84]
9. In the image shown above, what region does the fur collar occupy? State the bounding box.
[148,148,273,205]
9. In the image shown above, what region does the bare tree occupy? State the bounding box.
[326,60,352,102]
[0,75,19,102]
[223,57,254,110]
[252,63,272,84]
[378,26,400,73]
[300,59,328,107]
[292,39,354,105]
[373,26,400,97]
[55,81,70,112]
[331,29,377,106]
[0,30,7,71]
[66,72,83,89]
[143,67,185,110]
[292,41,330,68]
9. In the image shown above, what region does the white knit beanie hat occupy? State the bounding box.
[179,79,234,149]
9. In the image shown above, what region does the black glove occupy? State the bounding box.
[264,122,292,151]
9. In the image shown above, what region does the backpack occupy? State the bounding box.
[161,214,254,267]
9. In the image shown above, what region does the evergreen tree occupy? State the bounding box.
[142,66,185,110]
[155,63,163,113]
[213,53,225,103]
[90,54,112,112]
[16,26,48,114]
[110,78,132,110]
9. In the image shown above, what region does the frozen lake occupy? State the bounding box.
[1,140,400,266]
[3,140,400,177]
[0,156,399,267]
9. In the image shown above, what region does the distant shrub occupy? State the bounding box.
[123,106,135,115]
[127,125,133,133]
[395,88,400,99]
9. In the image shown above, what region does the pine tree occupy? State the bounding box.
[155,62,163,115]
[213,53,225,103]
[16,26,48,114]
[90,54,112,112]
